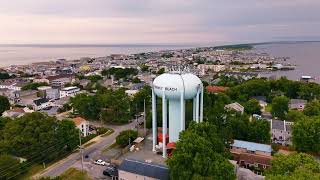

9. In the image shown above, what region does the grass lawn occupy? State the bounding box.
[102,141,119,153]
[265,104,272,112]
[60,168,92,180]
[100,128,115,137]
[20,164,45,180]
[83,141,96,148]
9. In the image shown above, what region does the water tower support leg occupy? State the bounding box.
[152,89,157,152]
[162,90,167,158]
[200,85,204,122]
[196,88,200,123]
[180,90,185,131]
[193,97,196,121]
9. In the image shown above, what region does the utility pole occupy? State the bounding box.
[144,99,146,136]
[79,130,84,172]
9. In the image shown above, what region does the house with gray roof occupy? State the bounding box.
[271,119,293,145]
[289,99,307,110]
[118,159,169,180]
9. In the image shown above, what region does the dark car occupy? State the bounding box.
[103,166,118,177]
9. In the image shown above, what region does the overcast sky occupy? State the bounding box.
[0,0,319,45]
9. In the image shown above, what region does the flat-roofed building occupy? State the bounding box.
[231,140,272,169]
[60,86,80,98]
[118,159,169,180]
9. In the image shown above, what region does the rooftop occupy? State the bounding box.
[119,158,169,180]
[72,117,87,126]
[232,140,272,153]
[62,86,79,91]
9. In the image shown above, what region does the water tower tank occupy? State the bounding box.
[152,72,204,158]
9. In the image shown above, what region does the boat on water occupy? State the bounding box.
[300,75,315,82]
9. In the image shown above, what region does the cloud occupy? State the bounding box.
[0,0,319,44]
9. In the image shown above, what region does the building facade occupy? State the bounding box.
[60,86,80,98]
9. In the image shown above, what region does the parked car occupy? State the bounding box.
[103,166,118,177]
[94,159,109,166]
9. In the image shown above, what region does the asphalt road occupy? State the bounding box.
[38,120,138,178]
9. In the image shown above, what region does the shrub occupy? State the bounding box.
[116,130,138,147]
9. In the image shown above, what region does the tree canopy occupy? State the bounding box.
[167,122,235,180]
[0,112,79,178]
[101,67,138,79]
[71,89,131,123]
[292,116,320,153]
[0,95,10,115]
[116,130,138,147]
[266,153,320,179]
[271,96,289,119]
[22,82,48,90]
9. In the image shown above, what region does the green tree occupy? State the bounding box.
[0,96,10,115]
[0,72,11,80]
[244,99,261,115]
[21,82,48,90]
[156,68,165,75]
[266,153,320,179]
[70,94,101,120]
[0,154,24,179]
[271,96,289,119]
[167,124,235,180]
[285,110,306,122]
[86,75,103,82]
[101,67,138,79]
[139,64,149,72]
[99,89,131,124]
[292,117,320,153]
[0,113,79,160]
[248,119,271,144]
[116,130,138,147]
[131,77,141,83]
[303,101,320,116]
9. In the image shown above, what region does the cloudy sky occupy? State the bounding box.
[0,0,319,45]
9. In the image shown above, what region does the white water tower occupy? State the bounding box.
[152,72,203,158]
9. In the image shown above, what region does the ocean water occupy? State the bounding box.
[254,42,320,83]
[0,44,193,67]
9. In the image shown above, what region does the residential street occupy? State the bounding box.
[35,120,138,178]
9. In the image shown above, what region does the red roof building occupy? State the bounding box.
[206,86,228,93]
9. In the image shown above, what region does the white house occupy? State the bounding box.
[60,86,80,98]
[225,102,245,114]
[33,98,51,111]
[72,117,90,137]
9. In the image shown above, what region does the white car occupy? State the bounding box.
[94,159,109,166]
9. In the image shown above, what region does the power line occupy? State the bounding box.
[0,137,79,176]
[5,144,75,180]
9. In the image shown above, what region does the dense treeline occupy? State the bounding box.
[266,153,320,179]
[22,82,49,90]
[0,72,12,80]
[101,67,138,79]
[0,113,79,179]
[226,77,320,102]
[71,88,131,123]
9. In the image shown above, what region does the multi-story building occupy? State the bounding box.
[231,140,272,170]
[72,117,90,137]
[59,86,80,98]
